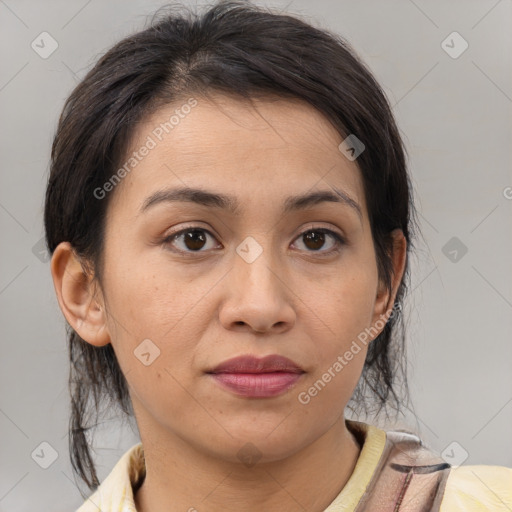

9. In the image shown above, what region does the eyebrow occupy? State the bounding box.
[140,186,362,220]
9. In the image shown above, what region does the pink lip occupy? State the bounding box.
[207,355,305,398]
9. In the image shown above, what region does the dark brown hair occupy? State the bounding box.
[44,0,420,494]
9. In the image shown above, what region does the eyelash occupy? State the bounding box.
[160,225,346,257]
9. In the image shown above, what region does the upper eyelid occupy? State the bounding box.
[165,223,344,238]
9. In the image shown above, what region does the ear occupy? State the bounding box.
[371,229,407,335]
[50,241,110,346]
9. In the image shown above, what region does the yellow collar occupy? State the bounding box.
[76,419,387,512]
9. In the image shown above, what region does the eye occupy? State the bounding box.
[162,227,219,254]
[161,226,345,256]
[292,228,345,255]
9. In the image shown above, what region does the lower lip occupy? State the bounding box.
[209,372,303,398]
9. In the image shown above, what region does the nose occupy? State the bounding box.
[218,245,296,335]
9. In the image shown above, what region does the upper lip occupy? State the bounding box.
[208,355,304,374]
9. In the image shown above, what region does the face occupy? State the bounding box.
[63,93,403,463]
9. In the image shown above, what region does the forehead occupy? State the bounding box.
[109,93,367,217]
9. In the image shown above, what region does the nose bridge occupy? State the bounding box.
[219,234,295,332]
[234,235,283,300]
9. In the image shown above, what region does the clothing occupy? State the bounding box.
[75,420,512,511]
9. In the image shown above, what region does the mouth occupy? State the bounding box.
[206,354,305,398]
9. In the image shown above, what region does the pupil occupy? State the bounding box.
[185,230,206,251]
[305,231,324,250]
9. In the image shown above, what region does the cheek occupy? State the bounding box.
[104,255,189,334]
[316,268,377,332]
[304,263,377,374]
[297,289,372,415]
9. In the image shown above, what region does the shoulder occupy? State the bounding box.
[75,442,144,512]
[440,464,512,511]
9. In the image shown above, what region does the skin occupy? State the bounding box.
[51,93,406,512]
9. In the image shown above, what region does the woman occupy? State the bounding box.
[44,1,511,510]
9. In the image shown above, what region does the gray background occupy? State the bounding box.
[1,0,511,510]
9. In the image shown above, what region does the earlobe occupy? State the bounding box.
[50,241,111,347]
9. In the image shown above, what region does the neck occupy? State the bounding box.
[134,415,362,512]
